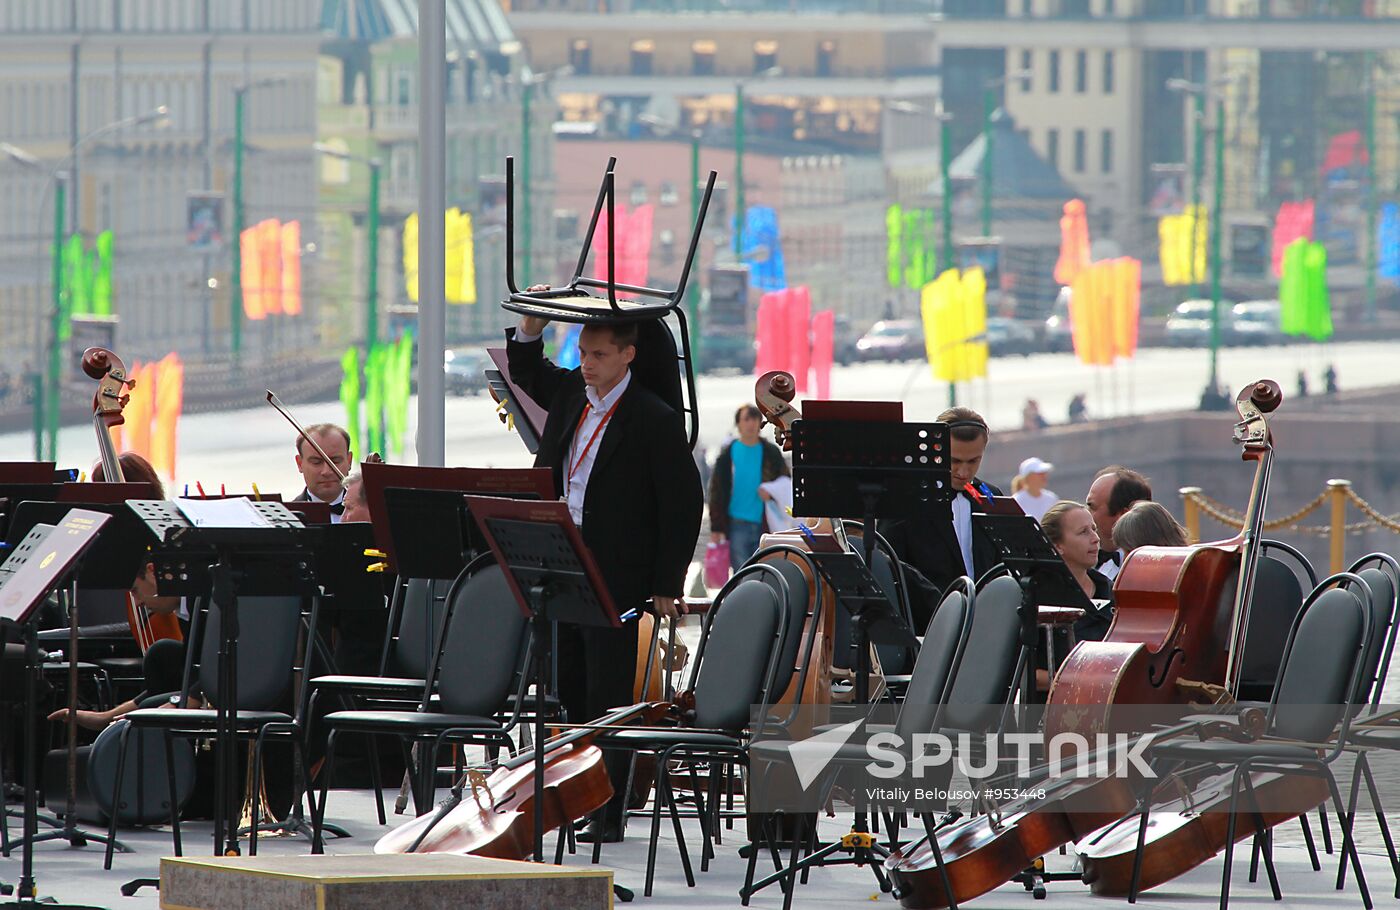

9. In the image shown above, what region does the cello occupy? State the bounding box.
[884,379,1289,909]
[82,346,183,652]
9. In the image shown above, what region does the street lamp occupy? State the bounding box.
[231,77,288,362]
[518,64,572,285]
[734,66,783,258]
[314,143,383,358]
[1167,73,1243,411]
[981,70,1031,237]
[5,105,171,460]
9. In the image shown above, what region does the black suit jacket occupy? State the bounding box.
[506,329,703,612]
[878,479,1004,629]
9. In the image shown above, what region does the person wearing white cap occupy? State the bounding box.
[1013,457,1058,523]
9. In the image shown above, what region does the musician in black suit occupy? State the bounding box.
[878,407,1003,629]
[290,423,352,522]
[508,310,704,842]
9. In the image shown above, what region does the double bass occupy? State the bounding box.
[82,346,183,652]
[885,379,1290,908]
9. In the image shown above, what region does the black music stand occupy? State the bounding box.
[780,406,950,892]
[126,500,318,863]
[464,495,619,866]
[3,499,155,864]
[0,510,110,910]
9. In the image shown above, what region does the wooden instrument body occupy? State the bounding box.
[757,525,837,715]
[374,741,613,859]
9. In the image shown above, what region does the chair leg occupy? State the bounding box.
[312,729,338,854]
[162,730,183,858]
[644,763,666,897]
[1323,766,1373,910]
[366,730,385,825]
[1128,802,1151,904]
[781,813,804,910]
[1338,760,1365,890]
[104,722,132,870]
[666,765,696,888]
[1356,754,1400,898]
[1218,770,1245,910]
[1319,803,1335,855]
[1298,810,1321,871]
[740,814,765,906]
[249,728,270,856]
[1241,773,1280,901]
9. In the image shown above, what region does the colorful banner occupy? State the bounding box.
[150,354,184,481]
[239,219,301,319]
[1380,202,1400,281]
[742,205,786,292]
[886,204,939,290]
[1271,200,1314,278]
[404,209,477,304]
[1159,205,1207,287]
[810,309,834,400]
[1054,199,1091,286]
[593,204,656,290]
[1068,258,1141,366]
[340,347,361,459]
[1279,239,1332,341]
[920,268,988,384]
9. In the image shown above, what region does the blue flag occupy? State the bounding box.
[1380,202,1400,281]
[741,206,786,292]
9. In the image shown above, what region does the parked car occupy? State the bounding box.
[443,347,491,395]
[854,319,925,362]
[833,314,858,366]
[1043,286,1073,352]
[985,317,1038,357]
[1227,300,1285,346]
[1165,299,1233,348]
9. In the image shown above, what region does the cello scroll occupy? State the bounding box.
[755,370,800,450]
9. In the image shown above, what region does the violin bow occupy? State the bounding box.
[265,389,347,482]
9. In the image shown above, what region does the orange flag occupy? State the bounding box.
[1054,199,1091,285]
[150,354,184,480]
[240,226,266,320]
[281,220,302,315]
[259,219,284,316]
[120,361,158,461]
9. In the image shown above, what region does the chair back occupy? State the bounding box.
[431,564,530,718]
[690,575,785,732]
[870,545,915,676]
[895,581,974,740]
[1348,554,1400,707]
[941,575,1024,733]
[1237,545,1312,701]
[393,578,452,679]
[196,595,303,710]
[755,554,812,702]
[1268,576,1370,744]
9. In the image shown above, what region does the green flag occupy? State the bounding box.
[1279,239,1332,342]
[886,204,903,288]
[1301,241,1332,341]
[385,334,414,458]
[1279,239,1306,336]
[339,347,361,459]
[92,230,114,316]
[364,345,387,458]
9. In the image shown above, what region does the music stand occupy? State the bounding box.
[463,495,619,865]
[784,404,951,890]
[0,463,57,484]
[0,509,110,909]
[486,348,547,455]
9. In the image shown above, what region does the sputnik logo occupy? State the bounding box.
[785,719,864,790]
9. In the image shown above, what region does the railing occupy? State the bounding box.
[1181,480,1400,574]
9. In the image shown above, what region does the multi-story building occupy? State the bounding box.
[0,0,321,387]
[317,0,549,346]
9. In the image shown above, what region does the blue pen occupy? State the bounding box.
[619,608,640,622]
[797,523,817,545]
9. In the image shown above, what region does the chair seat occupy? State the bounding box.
[125,707,292,730]
[323,709,502,733]
[1347,726,1400,748]
[1151,738,1322,764]
[92,656,145,674]
[310,674,426,694]
[594,728,743,751]
[750,738,873,766]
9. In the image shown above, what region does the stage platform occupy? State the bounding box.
[1,788,1395,909]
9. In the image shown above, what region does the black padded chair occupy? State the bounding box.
[1125,572,1375,910]
[105,593,306,868]
[590,565,789,897]
[1236,541,1316,703]
[310,562,529,852]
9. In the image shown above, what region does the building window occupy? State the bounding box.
[396,73,411,106]
[1048,50,1060,93]
[816,39,836,77]
[630,39,654,77]
[1073,128,1086,173]
[1021,0,1033,14]
[753,39,778,74]
[569,38,591,76]
[692,39,716,76]
[660,181,678,205]
[1019,51,1033,91]
[1046,128,1060,166]
[1101,129,1113,173]
[1075,51,1087,93]
[630,181,648,206]
[1103,51,1115,94]
[1103,0,1115,13]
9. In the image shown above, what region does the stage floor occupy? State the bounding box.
[2,787,1395,909]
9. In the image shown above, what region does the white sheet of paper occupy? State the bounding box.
[760,476,799,531]
[174,497,272,529]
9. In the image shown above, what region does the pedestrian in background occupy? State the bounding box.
[1012,456,1058,522]
[708,403,790,571]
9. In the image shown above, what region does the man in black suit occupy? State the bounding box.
[290,422,352,522]
[508,310,703,842]
[879,407,1003,629]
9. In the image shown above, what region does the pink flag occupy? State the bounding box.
[1271,200,1314,278]
[754,291,785,377]
[591,205,655,291]
[787,286,812,394]
[811,309,834,400]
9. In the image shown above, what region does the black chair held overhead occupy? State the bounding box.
[1126,572,1375,910]
[104,593,306,869]
[310,561,530,852]
[590,566,789,897]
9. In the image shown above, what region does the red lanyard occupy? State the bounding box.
[568,397,622,482]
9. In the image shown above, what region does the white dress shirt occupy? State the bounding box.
[304,487,347,524]
[565,369,631,528]
[1098,548,1124,582]
[952,493,974,577]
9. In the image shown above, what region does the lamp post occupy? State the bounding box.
[980,70,1032,238]
[231,77,287,363]
[733,66,782,259]
[314,144,383,357]
[518,65,572,285]
[1168,74,1238,410]
[4,107,169,460]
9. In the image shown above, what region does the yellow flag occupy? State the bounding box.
[403,212,419,302]
[404,210,476,304]
[920,268,988,383]
[1159,205,1207,286]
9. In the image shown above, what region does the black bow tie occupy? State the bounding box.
[328,502,345,516]
[1097,549,1121,568]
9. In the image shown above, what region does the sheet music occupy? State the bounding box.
[174,497,274,529]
